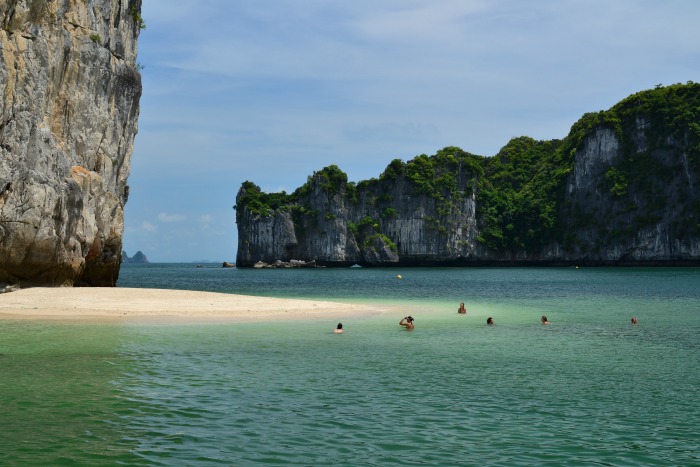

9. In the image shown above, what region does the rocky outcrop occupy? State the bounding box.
[236,162,490,267]
[0,0,142,285]
[122,250,148,264]
[561,120,700,263]
[236,84,700,267]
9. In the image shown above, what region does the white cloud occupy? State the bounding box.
[158,212,186,222]
[141,221,157,232]
[199,214,213,229]
[350,0,489,44]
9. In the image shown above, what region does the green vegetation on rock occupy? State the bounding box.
[402,147,481,200]
[236,181,294,217]
[476,137,566,251]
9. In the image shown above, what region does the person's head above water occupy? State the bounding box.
[487,317,494,325]
[336,323,343,329]
[399,316,415,329]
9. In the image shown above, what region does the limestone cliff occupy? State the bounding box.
[236,83,700,267]
[0,0,142,285]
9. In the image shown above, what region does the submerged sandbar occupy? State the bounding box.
[0,287,381,323]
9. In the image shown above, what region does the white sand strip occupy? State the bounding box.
[0,287,383,323]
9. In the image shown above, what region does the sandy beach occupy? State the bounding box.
[0,287,382,323]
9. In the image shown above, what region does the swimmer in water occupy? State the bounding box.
[541,315,550,325]
[487,317,494,325]
[631,317,638,325]
[334,323,343,333]
[457,303,466,314]
[399,316,415,330]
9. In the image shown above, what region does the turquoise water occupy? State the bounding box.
[1,266,699,465]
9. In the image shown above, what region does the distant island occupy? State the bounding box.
[122,251,149,264]
[236,83,700,267]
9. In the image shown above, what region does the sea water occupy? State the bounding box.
[1,266,698,465]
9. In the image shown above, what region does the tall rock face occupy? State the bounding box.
[236,83,700,267]
[560,90,700,262]
[0,0,142,285]
[236,164,479,266]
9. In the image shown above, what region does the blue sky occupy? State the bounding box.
[122,0,700,263]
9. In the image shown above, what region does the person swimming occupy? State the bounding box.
[334,323,343,333]
[541,315,550,325]
[487,317,494,325]
[457,303,466,314]
[631,317,638,325]
[399,316,415,330]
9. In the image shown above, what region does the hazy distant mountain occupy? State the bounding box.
[122,251,149,264]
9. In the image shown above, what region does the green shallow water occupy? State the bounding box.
[1,266,698,465]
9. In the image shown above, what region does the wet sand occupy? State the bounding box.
[0,287,382,323]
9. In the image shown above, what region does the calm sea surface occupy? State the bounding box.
[1,265,698,465]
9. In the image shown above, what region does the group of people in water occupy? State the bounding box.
[457,302,637,328]
[333,305,639,333]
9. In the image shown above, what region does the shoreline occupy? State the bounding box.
[0,287,384,324]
